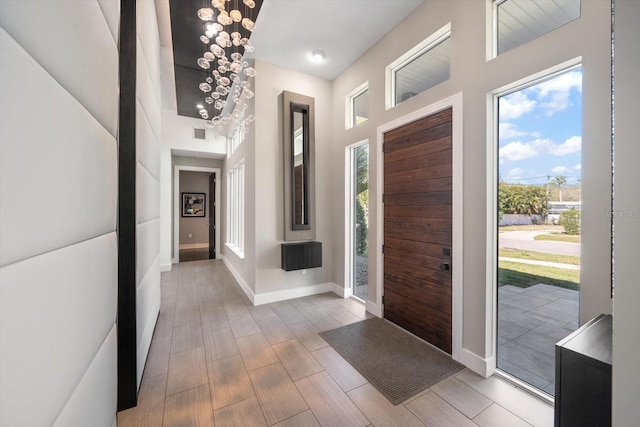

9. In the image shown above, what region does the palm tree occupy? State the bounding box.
[355,145,368,196]
[553,175,567,202]
[355,145,369,255]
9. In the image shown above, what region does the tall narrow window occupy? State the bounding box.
[496,66,582,396]
[227,121,245,156]
[226,161,244,256]
[347,143,369,301]
[494,0,581,56]
[387,23,451,109]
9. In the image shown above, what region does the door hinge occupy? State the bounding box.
[382,194,385,203]
[382,143,385,153]
[382,244,385,254]
[382,295,385,304]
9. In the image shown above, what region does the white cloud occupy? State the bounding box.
[534,71,583,97]
[552,166,569,174]
[548,136,581,156]
[574,163,582,170]
[499,122,541,140]
[529,70,582,116]
[499,92,537,120]
[505,168,524,180]
[499,136,581,163]
[499,141,538,161]
[540,91,572,116]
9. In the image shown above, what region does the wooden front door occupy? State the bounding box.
[383,107,453,354]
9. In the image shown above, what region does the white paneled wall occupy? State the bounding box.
[136,0,162,387]
[0,1,118,425]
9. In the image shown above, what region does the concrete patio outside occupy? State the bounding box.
[498,283,579,396]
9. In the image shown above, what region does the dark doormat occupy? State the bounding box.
[320,317,464,405]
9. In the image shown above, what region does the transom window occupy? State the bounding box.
[494,0,581,56]
[386,23,451,109]
[347,82,369,128]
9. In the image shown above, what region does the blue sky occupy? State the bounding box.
[499,68,582,186]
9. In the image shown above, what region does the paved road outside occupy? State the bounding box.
[499,230,580,257]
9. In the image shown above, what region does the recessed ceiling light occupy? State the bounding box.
[311,50,326,63]
[196,104,204,109]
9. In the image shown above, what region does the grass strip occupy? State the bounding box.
[498,261,579,291]
[498,225,563,232]
[534,234,580,243]
[498,248,580,265]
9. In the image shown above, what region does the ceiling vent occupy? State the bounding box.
[193,128,206,140]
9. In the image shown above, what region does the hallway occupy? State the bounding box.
[117,260,553,426]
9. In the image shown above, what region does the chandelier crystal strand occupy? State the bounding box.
[197,0,256,130]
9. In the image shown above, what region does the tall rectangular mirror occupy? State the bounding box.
[292,103,310,229]
[283,91,315,241]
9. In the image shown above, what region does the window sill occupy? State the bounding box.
[225,243,244,259]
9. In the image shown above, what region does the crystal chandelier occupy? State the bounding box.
[196,0,257,130]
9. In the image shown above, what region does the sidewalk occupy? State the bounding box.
[499,257,580,271]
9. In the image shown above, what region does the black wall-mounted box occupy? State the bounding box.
[281,241,322,271]
[555,314,612,427]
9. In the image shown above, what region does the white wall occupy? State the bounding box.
[0,1,119,425]
[330,0,612,366]
[136,0,163,388]
[233,60,335,301]
[222,94,255,293]
[612,0,640,424]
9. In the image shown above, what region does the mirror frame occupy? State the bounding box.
[282,91,316,241]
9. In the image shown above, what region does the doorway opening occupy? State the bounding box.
[173,165,221,264]
[177,171,216,262]
[495,65,582,396]
[347,142,369,301]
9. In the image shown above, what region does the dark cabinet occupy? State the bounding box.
[555,314,612,427]
[281,241,322,271]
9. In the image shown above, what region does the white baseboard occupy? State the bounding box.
[253,282,342,306]
[179,243,209,250]
[366,300,382,317]
[160,262,172,272]
[222,256,256,304]
[460,348,494,377]
[332,284,351,298]
[220,258,346,306]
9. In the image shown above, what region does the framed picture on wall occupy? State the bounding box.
[181,192,206,217]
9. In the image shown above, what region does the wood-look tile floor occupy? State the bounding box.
[118,260,554,427]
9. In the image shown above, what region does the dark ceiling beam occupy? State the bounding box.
[168,0,263,120]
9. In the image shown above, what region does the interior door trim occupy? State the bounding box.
[172,165,221,263]
[375,92,464,362]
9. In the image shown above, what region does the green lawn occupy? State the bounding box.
[498,248,580,265]
[534,234,580,243]
[498,261,579,291]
